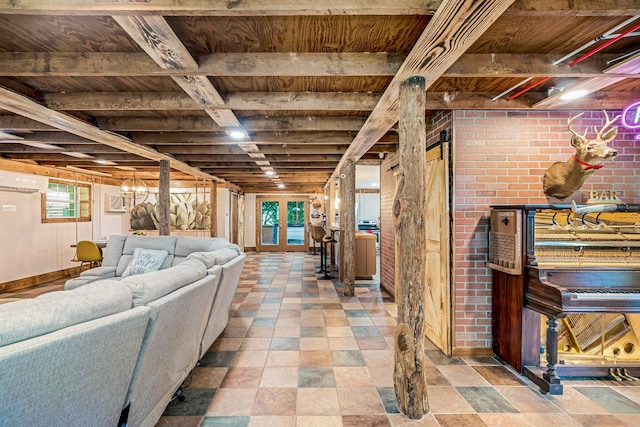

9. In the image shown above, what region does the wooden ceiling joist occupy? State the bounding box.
[0,87,221,181]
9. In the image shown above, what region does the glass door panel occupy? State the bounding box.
[257,197,308,252]
[261,200,279,246]
[287,201,305,245]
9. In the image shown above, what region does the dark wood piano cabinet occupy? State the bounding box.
[491,268,540,373]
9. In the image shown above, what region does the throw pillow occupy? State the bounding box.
[122,247,169,277]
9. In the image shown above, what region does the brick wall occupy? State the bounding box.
[453,109,640,350]
[379,111,453,297]
[379,151,398,297]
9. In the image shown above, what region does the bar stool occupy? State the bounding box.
[319,234,336,279]
[310,225,326,273]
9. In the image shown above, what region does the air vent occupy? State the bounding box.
[106,194,126,213]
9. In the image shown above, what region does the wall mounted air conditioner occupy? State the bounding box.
[0,171,48,194]
[106,193,126,213]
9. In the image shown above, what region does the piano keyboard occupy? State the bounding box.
[570,289,640,301]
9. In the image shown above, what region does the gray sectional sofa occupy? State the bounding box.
[0,235,246,427]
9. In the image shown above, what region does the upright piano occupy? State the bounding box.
[489,205,640,394]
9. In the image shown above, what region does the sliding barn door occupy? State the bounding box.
[424,142,452,355]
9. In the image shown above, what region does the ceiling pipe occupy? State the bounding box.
[569,21,640,67]
[491,77,532,102]
[506,77,551,102]
[497,17,640,103]
[607,47,640,65]
[601,32,640,39]
[552,16,640,66]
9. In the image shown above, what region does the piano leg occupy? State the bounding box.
[540,316,563,394]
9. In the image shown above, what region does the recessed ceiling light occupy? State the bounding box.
[226,129,247,139]
[94,159,117,165]
[62,151,94,158]
[21,141,64,150]
[265,170,275,176]
[277,183,285,188]
[559,89,589,101]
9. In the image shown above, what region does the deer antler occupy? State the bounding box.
[594,110,621,141]
[568,112,587,140]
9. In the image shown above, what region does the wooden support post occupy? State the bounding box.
[210,181,218,237]
[341,158,356,296]
[393,76,428,418]
[157,159,171,236]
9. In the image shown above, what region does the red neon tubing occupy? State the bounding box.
[506,77,551,101]
[570,21,640,67]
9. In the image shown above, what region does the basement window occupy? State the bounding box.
[41,180,91,223]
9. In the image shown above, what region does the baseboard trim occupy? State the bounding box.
[451,347,495,357]
[0,267,79,293]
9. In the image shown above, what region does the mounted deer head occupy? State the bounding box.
[542,110,620,199]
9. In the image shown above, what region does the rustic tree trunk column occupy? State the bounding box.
[158,159,171,236]
[341,158,356,296]
[393,76,428,418]
[210,181,218,237]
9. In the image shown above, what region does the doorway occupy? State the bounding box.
[256,196,307,252]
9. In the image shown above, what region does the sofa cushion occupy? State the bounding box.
[186,248,239,268]
[122,248,169,277]
[0,280,133,347]
[79,265,117,277]
[102,235,127,267]
[175,237,225,257]
[123,258,207,306]
[123,235,177,255]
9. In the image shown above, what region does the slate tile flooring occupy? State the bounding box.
[3,252,640,426]
[151,252,640,426]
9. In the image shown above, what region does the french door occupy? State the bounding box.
[256,196,307,252]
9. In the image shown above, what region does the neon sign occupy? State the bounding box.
[622,101,640,140]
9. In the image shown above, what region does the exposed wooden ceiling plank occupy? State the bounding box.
[1,0,637,16]
[0,1,441,16]
[2,52,632,79]
[0,52,405,77]
[0,87,221,181]
[132,131,362,145]
[43,91,382,111]
[96,116,367,132]
[32,89,640,117]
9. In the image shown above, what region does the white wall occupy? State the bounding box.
[0,173,126,282]
[217,187,230,240]
[243,194,256,248]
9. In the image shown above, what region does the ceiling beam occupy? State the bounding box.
[1,52,632,79]
[112,15,239,127]
[0,0,637,16]
[42,91,382,112]
[0,1,441,16]
[0,52,405,77]
[97,116,368,132]
[0,87,222,181]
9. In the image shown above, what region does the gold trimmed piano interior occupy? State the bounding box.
[534,208,640,365]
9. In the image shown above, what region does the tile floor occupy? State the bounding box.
[155,252,640,427]
[3,252,640,426]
